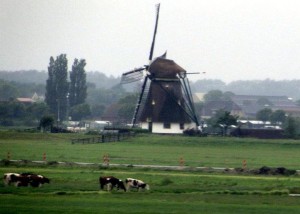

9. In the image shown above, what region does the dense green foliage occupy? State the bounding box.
[69,59,87,107]
[0,102,49,126]
[45,55,69,122]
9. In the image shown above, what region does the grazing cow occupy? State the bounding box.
[3,173,30,187]
[99,176,126,192]
[3,173,50,187]
[21,173,50,187]
[125,178,150,191]
[4,173,19,186]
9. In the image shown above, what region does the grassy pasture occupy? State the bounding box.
[1,131,300,169]
[1,131,300,213]
[1,166,300,213]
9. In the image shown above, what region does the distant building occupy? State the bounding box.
[231,95,300,118]
[201,100,243,119]
[16,92,45,104]
[197,93,300,119]
[16,97,34,104]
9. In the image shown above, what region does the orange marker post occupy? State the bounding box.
[243,159,247,170]
[179,157,185,167]
[103,154,110,166]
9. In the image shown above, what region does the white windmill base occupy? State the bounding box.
[140,122,197,134]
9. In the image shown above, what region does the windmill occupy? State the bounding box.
[121,4,199,134]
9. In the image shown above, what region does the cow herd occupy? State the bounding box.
[3,173,150,192]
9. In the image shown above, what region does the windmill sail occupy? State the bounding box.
[149,3,160,61]
[131,77,151,126]
[120,67,145,84]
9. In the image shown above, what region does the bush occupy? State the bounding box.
[183,128,202,136]
[160,177,173,186]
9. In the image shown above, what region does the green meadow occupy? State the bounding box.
[1,130,300,213]
[1,131,300,168]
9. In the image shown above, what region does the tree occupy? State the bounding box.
[207,110,238,135]
[203,90,223,102]
[69,59,87,107]
[270,110,286,125]
[45,54,69,123]
[69,103,91,121]
[0,80,19,100]
[256,108,272,123]
[45,57,56,115]
[283,116,299,138]
[216,110,238,135]
[118,93,138,123]
[39,116,54,132]
[203,90,234,103]
[91,104,106,119]
[26,103,50,121]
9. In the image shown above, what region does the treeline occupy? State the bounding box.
[0,70,121,89]
[192,79,300,100]
[1,70,300,99]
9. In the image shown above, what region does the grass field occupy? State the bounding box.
[1,131,300,169]
[1,166,300,213]
[1,131,300,213]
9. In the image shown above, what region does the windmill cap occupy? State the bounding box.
[149,57,186,78]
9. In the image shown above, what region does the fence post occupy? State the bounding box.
[7,152,10,160]
[43,152,46,161]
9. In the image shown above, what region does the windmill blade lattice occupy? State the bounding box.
[120,67,145,84]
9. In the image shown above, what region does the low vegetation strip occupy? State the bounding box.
[1,159,298,177]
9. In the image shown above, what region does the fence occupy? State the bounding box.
[71,132,134,144]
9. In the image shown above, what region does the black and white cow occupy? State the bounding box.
[125,178,150,191]
[3,173,50,187]
[21,173,50,187]
[99,176,126,192]
[3,173,24,186]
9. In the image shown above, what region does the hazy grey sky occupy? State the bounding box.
[1,0,300,82]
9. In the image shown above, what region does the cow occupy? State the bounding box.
[125,178,150,191]
[21,173,50,187]
[4,173,20,186]
[3,173,30,187]
[3,173,50,187]
[99,176,126,192]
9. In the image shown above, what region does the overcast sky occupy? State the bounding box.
[1,0,300,83]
